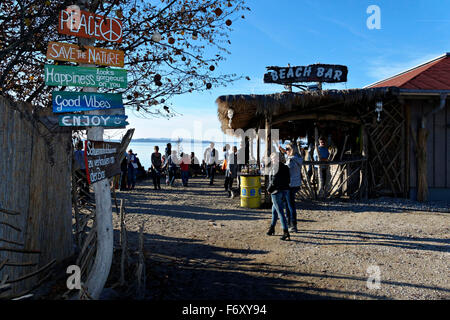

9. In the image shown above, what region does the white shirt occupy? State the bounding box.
[204,147,219,165]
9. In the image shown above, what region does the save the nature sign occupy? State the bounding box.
[58,8,123,43]
[47,41,124,68]
[45,65,128,89]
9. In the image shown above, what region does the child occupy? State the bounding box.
[180,152,190,187]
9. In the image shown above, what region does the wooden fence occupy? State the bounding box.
[0,96,73,298]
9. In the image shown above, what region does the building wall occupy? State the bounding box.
[408,98,450,201]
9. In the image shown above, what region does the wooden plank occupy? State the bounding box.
[434,105,446,188]
[58,9,123,43]
[425,104,434,188]
[52,91,124,113]
[44,65,128,89]
[264,64,348,84]
[47,41,124,67]
[447,100,450,188]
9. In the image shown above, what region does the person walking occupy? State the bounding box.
[279,142,303,233]
[151,146,163,190]
[266,152,291,241]
[204,142,219,185]
[127,149,138,190]
[180,152,190,187]
[120,155,128,191]
[165,150,178,187]
[165,143,172,185]
[74,140,89,203]
[314,137,330,194]
[223,144,231,192]
[225,146,239,198]
[190,152,200,177]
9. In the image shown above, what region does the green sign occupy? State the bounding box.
[45,64,128,89]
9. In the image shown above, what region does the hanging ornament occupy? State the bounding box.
[152,31,162,42]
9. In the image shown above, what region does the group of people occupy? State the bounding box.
[266,137,330,241]
[148,143,205,190]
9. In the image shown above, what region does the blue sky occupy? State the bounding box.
[115,0,450,140]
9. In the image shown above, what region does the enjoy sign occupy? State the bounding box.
[59,114,128,127]
[45,65,128,89]
[58,8,122,43]
[84,140,121,184]
[47,41,124,68]
[264,64,348,84]
[52,91,123,113]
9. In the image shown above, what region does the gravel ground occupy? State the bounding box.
[114,176,450,300]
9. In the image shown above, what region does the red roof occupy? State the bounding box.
[366,53,450,90]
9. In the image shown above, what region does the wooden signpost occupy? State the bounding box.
[47,41,124,67]
[45,65,128,89]
[52,91,123,113]
[264,64,348,84]
[84,140,121,184]
[59,114,128,127]
[59,8,123,43]
[50,1,126,299]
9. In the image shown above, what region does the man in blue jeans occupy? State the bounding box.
[266,152,291,241]
[279,143,303,233]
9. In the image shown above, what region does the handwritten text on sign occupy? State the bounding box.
[263,64,348,84]
[58,9,122,43]
[45,65,127,89]
[52,91,123,113]
[84,140,121,184]
[59,114,128,127]
[47,42,124,68]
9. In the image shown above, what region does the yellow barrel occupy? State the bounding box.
[240,176,262,209]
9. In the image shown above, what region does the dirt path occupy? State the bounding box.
[114,176,450,300]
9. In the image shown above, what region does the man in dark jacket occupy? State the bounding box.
[266,152,291,241]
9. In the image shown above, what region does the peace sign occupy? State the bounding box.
[100,17,123,43]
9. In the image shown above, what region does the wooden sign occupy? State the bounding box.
[263,64,348,84]
[58,9,122,43]
[47,41,124,68]
[59,114,128,127]
[84,140,121,184]
[45,65,128,89]
[52,91,123,113]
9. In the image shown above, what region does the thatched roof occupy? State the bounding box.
[216,87,397,134]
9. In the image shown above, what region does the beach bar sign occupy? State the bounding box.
[45,65,127,89]
[84,140,121,184]
[59,114,128,127]
[264,64,348,84]
[47,41,124,68]
[59,8,123,43]
[52,91,123,113]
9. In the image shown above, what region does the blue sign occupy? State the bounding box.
[59,114,128,127]
[52,91,124,113]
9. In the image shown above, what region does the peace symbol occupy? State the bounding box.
[99,17,122,43]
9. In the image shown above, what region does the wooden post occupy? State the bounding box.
[77,0,114,299]
[360,125,369,200]
[405,103,411,199]
[256,130,261,168]
[417,117,429,202]
[314,125,324,196]
[264,114,272,205]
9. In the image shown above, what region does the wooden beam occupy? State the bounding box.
[273,113,361,126]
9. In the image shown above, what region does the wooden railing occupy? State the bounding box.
[299,158,368,200]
